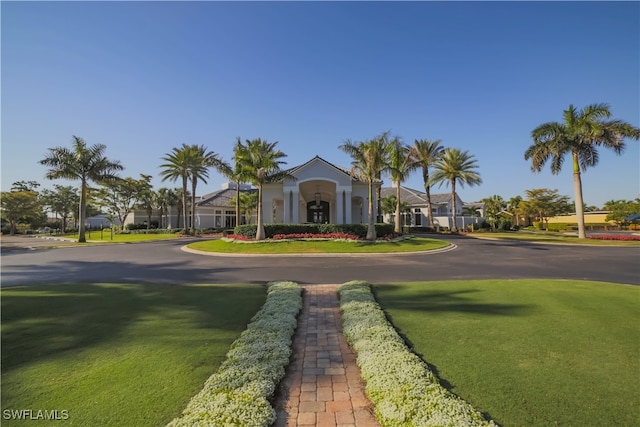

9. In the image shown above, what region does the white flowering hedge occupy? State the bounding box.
[167,281,302,427]
[339,281,497,427]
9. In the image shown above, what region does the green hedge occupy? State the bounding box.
[233,223,394,239]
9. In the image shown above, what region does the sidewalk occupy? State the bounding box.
[274,284,380,427]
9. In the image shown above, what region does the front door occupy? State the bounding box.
[307,201,330,223]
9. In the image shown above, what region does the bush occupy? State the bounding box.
[233,223,395,239]
[339,281,496,426]
[167,281,302,427]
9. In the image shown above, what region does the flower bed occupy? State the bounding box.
[271,232,358,240]
[167,281,302,427]
[339,281,496,427]
[587,234,640,241]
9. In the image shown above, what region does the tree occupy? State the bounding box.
[481,195,506,231]
[507,196,523,227]
[39,136,123,242]
[604,199,640,226]
[11,181,41,192]
[185,144,230,234]
[40,185,79,232]
[340,133,390,240]
[228,138,254,228]
[524,188,572,229]
[160,145,191,234]
[1,190,43,235]
[235,138,292,240]
[156,187,177,229]
[387,137,416,234]
[381,195,410,226]
[525,103,640,239]
[229,191,258,225]
[431,148,482,232]
[96,176,148,230]
[135,175,155,229]
[410,139,444,229]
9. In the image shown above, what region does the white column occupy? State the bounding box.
[283,190,290,223]
[336,190,344,224]
[345,190,352,223]
[291,190,299,224]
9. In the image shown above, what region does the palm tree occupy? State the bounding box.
[387,137,416,234]
[507,196,523,227]
[229,191,258,224]
[185,144,230,235]
[136,174,154,229]
[432,148,482,232]
[155,187,171,229]
[228,138,253,228]
[525,103,640,239]
[481,194,506,231]
[39,136,123,242]
[160,146,191,234]
[235,138,291,240]
[340,134,390,240]
[410,139,444,229]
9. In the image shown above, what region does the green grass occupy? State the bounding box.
[60,232,181,243]
[470,231,640,246]
[1,283,266,426]
[373,280,640,426]
[187,237,449,254]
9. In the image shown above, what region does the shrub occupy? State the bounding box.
[339,281,496,427]
[167,281,302,427]
[587,234,640,241]
[233,223,395,240]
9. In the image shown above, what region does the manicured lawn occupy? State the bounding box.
[1,283,266,426]
[469,231,640,246]
[60,232,181,243]
[373,280,640,426]
[188,237,449,254]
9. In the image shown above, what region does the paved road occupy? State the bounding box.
[1,235,639,287]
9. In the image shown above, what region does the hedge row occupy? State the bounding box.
[339,281,496,427]
[167,281,302,427]
[233,223,394,239]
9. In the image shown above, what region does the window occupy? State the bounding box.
[414,208,422,226]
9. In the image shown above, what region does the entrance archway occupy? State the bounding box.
[307,201,330,223]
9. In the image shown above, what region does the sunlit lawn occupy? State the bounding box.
[469,231,640,246]
[373,279,640,426]
[1,283,266,426]
[188,237,449,254]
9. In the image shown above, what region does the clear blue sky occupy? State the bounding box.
[2,1,638,208]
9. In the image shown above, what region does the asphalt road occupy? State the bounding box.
[1,235,639,287]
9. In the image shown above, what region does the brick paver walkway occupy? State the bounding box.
[274,284,380,427]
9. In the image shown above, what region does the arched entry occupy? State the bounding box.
[307,200,330,223]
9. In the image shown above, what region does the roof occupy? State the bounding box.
[380,186,454,206]
[195,187,257,208]
[276,155,380,183]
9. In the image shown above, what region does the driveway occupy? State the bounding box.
[1,235,638,287]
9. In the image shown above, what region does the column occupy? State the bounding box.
[344,190,352,224]
[283,190,290,223]
[291,190,300,224]
[336,190,344,224]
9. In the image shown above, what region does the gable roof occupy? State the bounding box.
[195,187,257,208]
[279,155,363,182]
[380,186,455,206]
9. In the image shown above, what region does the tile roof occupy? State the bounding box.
[380,186,453,206]
[195,187,257,208]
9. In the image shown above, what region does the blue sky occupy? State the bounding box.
[2,1,638,208]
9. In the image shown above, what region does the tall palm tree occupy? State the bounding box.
[410,139,444,229]
[160,146,191,234]
[185,144,230,235]
[136,174,154,229]
[387,137,416,234]
[340,134,390,240]
[39,136,123,242]
[228,138,253,228]
[235,138,291,240]
[155,187,171,229]
[432,148,482,232]
[525,103,639,239]
[481,194,506,231]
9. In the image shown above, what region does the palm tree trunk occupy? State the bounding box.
[235,181,241,227]
[376,186,382,223]
[181,179,188,234]
[450,179,458,232]
[394,183,402,234]
[424,170,435,229]
[78,180,88,243]
[573,152,586,239]
[367,181,376,240]
[190,179,197,235]
[256,184,265,240]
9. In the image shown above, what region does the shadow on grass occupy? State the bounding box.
[1,283,266,373]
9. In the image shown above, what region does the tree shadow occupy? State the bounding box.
[1,283,266,373]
